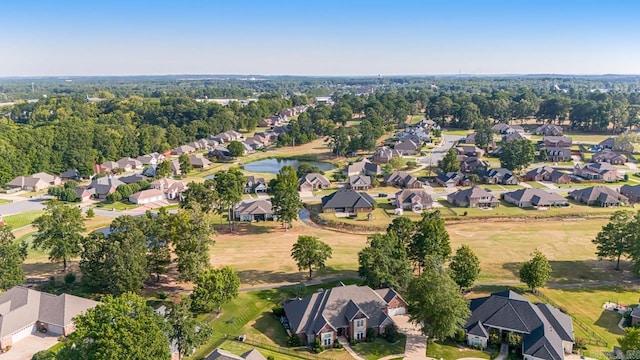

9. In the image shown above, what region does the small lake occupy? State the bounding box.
[243,158,337,174]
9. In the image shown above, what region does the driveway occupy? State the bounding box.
[2,333,59,360]
[392,315,429,360]
[0,197,49,217]
[419,135,460,166]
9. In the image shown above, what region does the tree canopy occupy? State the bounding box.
[519,249,552,291]
[271,165,302,229]
[170,205,216,281]
[291,235,333,279]
[499,139,535,171]
[439,149,460,173]
[0,225,28,290]
[409,210,452,273]
[358,233,413,291]
[190,266,241,313]
[448,244,481,290]
[32,201,85,272]
[593,210,635,270]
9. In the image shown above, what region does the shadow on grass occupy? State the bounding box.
[215,222,273,235]
[502,259,636,285]
[594,310,625,335]
[251,311,290,346]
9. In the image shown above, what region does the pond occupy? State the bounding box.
[243,158,337,174]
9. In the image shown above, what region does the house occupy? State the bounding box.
[465,290,574,360]
[150,178,186,200]
[456,146,485,158]
[598,137,616,150]
[394,189,433,212]
[349,175,372,191]
[116,157,143,171]
[459,156,488,173]
[447,186,499,208]
[545,147,572,162]
[205,348,267,360]
[534,124,563,136]
[172,145,196,156]
[630,306,640,326]
[32,172,62,186]
[523,166,572,184]
[502,188,568,208]
[119,174,148,184]
[60,169,80,181]
[299,173,331,192]
[502,131,527,143]
[384,171,422,189]
[244,176,268,193]
[592,150,626,165]
[491,123,513,134]
[568,186,628,207]
[129,189,166,205]
[464,132,476,144]
[0,286,98,352]
[213,130,243,143]
[543,136,572,148]
[73,187,93,202]
[136,153,164,166]
[210,146,231,160]
[321,189,375,213]
[189,154,212,168]
[482,168,518,185]
[243,136,266,150]
[435,172,472,188]
[87,176,124,199]
[98,161,120,173]
[283,284,406,345]
[234,199,273,221]
[394,139,420,155]
[573,162,619,182]
[620,184,640,203]
[346,159,381,177]
[5,176,50,192]
[372,146,402,163]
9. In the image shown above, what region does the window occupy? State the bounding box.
[355,319,364,327]
[322,332,332,346]
[356,331,365,340]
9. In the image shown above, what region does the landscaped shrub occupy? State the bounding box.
[310,339,324,353]
[333,342,343,349]
[366,328,376,342]
[267,356,275,360]
[287,334,302,347]
[506,332,522,349]
[454,328,466,343]
[488,328,500,348]
[574,337,587,351]
[383,324,401,343]
[349,337,357,346]
[623,309,633,327]
[272,305,285,318]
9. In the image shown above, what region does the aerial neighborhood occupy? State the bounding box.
[2,70,640,360]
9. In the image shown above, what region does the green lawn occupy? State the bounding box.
[525,181,551,189]
[442,129,469,136]
[425,340,490,360]
[95,201,138,211]
[0,198,12,204]
[214,340,315,360]
[352,336,407,360]
[2,210,45,228]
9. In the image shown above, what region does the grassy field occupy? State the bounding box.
[352,336,407,360]
[0,198,11,204]
[95,201,138,211]
[2,210,45,228]
[426,340,490,359]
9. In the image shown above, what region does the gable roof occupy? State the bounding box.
[349,175,372,187]
[321,189,375,209]
[466,291,573,360]
[129,188,165,201]
[283,285,396,336]
[448,186,497,204]
[395,189,432,207]
[620,184,640,199]
[235,199,273,216]
[206,348,266,360]
[569,186,627,204]
[0,286,98,338]
[299,173,331,188]
[504,188,566,206]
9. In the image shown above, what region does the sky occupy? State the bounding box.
[1,0,639,77]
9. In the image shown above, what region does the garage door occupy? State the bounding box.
[388,307,406,316]
[11,324,36,343]
[47,324,65,335]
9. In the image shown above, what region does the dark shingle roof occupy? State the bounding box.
[321,189,375,209]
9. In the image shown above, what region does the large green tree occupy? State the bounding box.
[190,266,241,313]
[291,235,332,279]
[406,263,471,340]
[439,149,460,173]
[271,165,302,230]
[181,179,218,213]
[473,120,494,151]
[80,216,148,295]
[358,233,413,291]
[0,225,28,290]
[170,205,216,281]
[178,154,192,175]
[32,201,85,271]
[519,249,552,292]
[619,327,640,354]
[409,210,452,273]
[448,244,481,290]
[386,217,416,246]
[214,168,245,231]
[593,210,634,270]
[57,292,170,360]
[227,141,245,157]
[139,210,172,282]
[166,297,212,360]
[499,139,535,171]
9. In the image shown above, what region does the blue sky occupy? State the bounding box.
[1,0,639,76]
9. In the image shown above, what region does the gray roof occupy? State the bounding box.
[504,188,567,206]
[569,186,627,205]
[88,176,124,195]
[466,291,573,360]
[395,189,432,207]
[349,175,372,187]
[283,285,398,336]
[60,169,79,179]
[206,348,266,360]
[631,306,640,319]
[234,199,273,216]
[525,166,555,179]
[119,174,148,184]
[0,286,98,338]
[299,173,331,187]
[448,186,498,205]
[620,184,640,200]
[321,189,375,210]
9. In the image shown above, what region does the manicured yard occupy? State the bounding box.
[214,340,314,360]
[352,336,407,360]
[0,198,12,204]
[2,210,45,228]
[95,201,138,211]
[426,340,490,359]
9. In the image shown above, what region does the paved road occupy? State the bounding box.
[0,196,50,216]
[418,135,460,166]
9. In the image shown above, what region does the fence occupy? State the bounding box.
[240,337,337,360]
[534,291,608,348]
